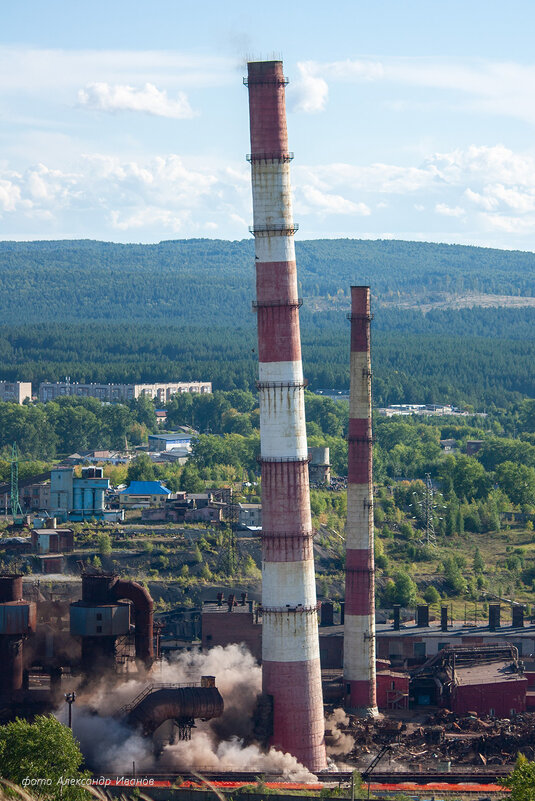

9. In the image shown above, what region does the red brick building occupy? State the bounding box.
[202,596,262,661]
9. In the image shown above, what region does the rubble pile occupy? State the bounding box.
[331,708,535,771]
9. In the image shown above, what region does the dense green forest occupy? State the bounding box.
[0,239,534,325]
[0,319,533,406]
[0,238,534,407]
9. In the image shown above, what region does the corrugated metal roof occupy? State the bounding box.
[120,481,171,495]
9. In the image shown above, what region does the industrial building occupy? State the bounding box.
[200,597,532,717]
[31,521,74,554]
[308,446,331,486]
[39,381,212,403]
[50,466,123,522]
[147,432,193,452]
[0,381,32,404]
[0,571,225,748]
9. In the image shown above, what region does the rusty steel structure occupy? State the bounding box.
[245,59,327,772]
[123,676,224,739]
[0,575,36,695]
[70,573,154,673]
[344,287,378,715]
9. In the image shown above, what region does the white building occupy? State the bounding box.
[0,381,32,404]
[39,381,212,403]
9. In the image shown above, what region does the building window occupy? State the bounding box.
[96,626,102,633]
[391,681,395,690]
[489,708,495,717]
[414,642,426,658]
[510,708,516,716]
[96,613,102,621]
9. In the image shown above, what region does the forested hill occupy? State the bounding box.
[0,238,534,324]
[1,238,534,407]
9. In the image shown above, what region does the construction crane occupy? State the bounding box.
[10,443,25,526]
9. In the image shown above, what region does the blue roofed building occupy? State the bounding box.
[119,481,173,508]
[147,432,193,452]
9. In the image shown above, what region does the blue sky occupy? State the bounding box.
[3,0,535,250]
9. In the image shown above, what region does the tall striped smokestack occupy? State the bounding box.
[344,286,378,716]
[245,60,327,772]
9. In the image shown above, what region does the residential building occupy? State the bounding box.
[0,381,32,404]
[21,481,50,512]
[39,381,212,403]
[238,503,262,529]
[155,410,168,425]
[119,480,172,508]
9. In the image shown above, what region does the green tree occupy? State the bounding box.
[443,556,467,595]
[126,453,156,483]
[179,462,204,493]
[495,462,535,507]
[473,547,485,574]
[423,585,440,605]
[97,533,112,556]
[451,455,491,500]
[131,394,157,429]
[387,571,418,607]
[501,753,535,801]
[0,715,90,801]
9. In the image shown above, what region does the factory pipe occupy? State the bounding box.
[125,685,224,736]
[0,574,36,694]
[75,574,154,669]
[112,580,154,667]
[245,59,327,772]
[343,286,378,716]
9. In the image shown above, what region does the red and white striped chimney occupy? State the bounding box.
[245,60,327,772]
[344,286,378,716]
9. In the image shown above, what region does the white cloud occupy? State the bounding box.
[288,63,328,113]
[0,179,20,211]
[435,203,465,217]
[289,58,382,114]
[299,184,370,215]
[3,141,535,246]
[297,162,436,195]
[0,153,250,237]
[291,56,535,125]
[480,213,535,233]
[0,46,232,92]
[78,82,196,119]
[110,206,187,232]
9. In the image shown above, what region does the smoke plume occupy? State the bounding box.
[58,644,316,780]
[325,709,354,756]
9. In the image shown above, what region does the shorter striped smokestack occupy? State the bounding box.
[344,286,378,716]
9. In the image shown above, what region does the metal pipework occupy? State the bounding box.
[0,574,36,694]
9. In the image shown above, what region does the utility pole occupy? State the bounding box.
[64,692,76,728]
